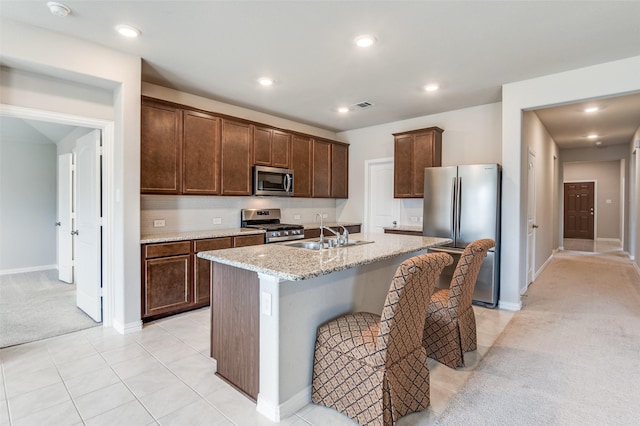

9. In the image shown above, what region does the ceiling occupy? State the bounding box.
[0,115,79,144]
[1,1,640,147]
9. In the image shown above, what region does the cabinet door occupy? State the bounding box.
[394,134,413,198]
[143,254,192,318]
[312,140,332,198]
[331,143,349,198]
[291,135,312,197]
[271,130,291,168]
[194,237,233,307]
[412,132,434,198]
[253,126,272,166]
[183,110,220,195]
[141,100,182,194]
[221,120,252,195]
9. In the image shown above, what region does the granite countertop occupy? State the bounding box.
[140,228,264,244]
[197,232,451,281]
[383,225,423,233]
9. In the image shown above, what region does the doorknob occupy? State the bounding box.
[55,222,61,227]
[532,224,539,229]
[71,230,79,235]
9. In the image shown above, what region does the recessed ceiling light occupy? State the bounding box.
[354,34,376,48]
[587,134,599,139]
[424,84,440,92]
[115,24,141,38]
[258,77,274,86]
[337,107,350,113]
[584,107,599,113]
[595,141,603,146]
[47,2,71,17]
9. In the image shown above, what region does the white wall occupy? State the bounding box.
[141,196,336,235]
[564,160,622,240]
[502,55,640,310]
[142,83,338,141]
[1,19,142,331]
[522,111,560,276]
[629,127,640,268]
[336,102,502,225]
[0,138,56,272]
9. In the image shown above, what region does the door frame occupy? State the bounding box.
[364,157,399,233]
[562,179,598,240]
[1,104,115,328]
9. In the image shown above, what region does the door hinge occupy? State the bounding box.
[97,147,103,156]
[98,217,104,226]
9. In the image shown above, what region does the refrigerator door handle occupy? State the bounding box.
[456,177,462,239]
[451,177,457,240]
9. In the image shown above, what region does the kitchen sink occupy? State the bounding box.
[285,239,373,250]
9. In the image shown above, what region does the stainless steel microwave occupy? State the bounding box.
[253,166,294,196]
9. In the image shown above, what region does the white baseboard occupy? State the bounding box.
[498,300,522,311]
[535,254,553,280]
[0,264,57,276]
[113,319,143,335]
[257,386,311,422]
[633,262,640,277]
[596,238,622,244]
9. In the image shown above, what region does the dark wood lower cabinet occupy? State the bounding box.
[211,263,260,400]
[304,224,361,239]
[142,234,264,321]
[383,229,423,236]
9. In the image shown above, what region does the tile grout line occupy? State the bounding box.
[0,359,14,426]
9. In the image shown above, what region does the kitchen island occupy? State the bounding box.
[198,232,451,422]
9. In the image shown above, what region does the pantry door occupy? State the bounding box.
[564,182,595,239]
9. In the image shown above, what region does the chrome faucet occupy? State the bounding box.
[316,213,345,247]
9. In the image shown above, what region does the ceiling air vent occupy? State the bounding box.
[354,101,374,109]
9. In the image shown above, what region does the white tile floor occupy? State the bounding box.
[0,306,512,426]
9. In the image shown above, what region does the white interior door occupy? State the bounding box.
[74,130,102,322]
[366,159,399,233]
[526,149,537,289]
[57,153,74,283]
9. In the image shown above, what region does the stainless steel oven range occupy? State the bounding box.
[240,208,304,243]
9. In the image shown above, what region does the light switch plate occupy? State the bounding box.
[153,219,165,228]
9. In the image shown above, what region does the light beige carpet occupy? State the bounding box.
[436,251,640,425]
[0,269,99,348]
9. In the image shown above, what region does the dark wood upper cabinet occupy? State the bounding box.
[221,119,252,196]
[141,97,349,199]
[253,126,291,169]
[141,100,182,194]
[271,130,291,169]
[291,135,313,197]
[182,110,220,195]
[331,143,349,198]
[393,127,443,198]
[312,140,332,198]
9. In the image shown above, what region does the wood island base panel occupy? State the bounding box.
[200,233,451,422]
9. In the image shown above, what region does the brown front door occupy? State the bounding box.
[564,182,595,239]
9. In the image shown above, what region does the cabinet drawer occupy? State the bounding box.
[195,237,233,252]
[234,234,264,247]
[144,241,192,259]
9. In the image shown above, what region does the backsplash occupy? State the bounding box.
[140,195,337,235]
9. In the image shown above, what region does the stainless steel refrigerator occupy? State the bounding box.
[423,164,501,307]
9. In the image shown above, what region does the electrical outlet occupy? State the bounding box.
[410,216,418,222]
[322,213,328,219]
[153,219,165,228]
[261,292,272,316]
[212,218,222,225]
[294,214,301,220]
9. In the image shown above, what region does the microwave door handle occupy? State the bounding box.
[284,174,292,192]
